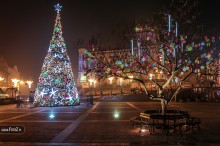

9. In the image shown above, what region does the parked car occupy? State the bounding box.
[0,87,17,104]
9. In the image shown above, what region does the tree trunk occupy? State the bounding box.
[161,99,168,115]
[140,81,149,95]
[161,99,168,134]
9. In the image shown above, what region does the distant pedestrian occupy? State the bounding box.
[29,92,34,108]
[16,94,21,108]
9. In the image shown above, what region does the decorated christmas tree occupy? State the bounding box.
[34,3,79,107]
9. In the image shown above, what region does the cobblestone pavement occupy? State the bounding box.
[0,101,220,146]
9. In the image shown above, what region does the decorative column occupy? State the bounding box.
[168,14,171,32]
[137,40,141,59]
[131,39,134,56]
[77,48,87,87]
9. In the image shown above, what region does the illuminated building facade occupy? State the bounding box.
[0,56,20,88]
[77,47,220,96]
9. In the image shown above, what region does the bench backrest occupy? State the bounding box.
[140,112,150,119]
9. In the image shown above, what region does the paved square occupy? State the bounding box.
[0,101,220,145]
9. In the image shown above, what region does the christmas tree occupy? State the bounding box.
[34,3,79,107]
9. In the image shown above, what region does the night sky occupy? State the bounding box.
[0,0,219,88]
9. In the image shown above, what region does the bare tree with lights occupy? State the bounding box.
[84,0,219,114]
[34,4,79,107]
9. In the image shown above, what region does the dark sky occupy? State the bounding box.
[0,0,219,88]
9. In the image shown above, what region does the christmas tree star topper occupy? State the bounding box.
[54,3,62,13]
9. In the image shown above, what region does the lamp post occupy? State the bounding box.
[26,80,33,107]
[0,77,4,81]
[11,78,20,88]
[120,78,123,95]
[128,75,133,84]
[108,77,113,95]
[11,78,20,99]
[128,75,133,94]
[108,77,113,84]
[88,79,94,87]
[26,80,33,96]
[87,79,94,106]
[0,77,4,87]
[93,80,97,96]
[160,70,163,79]
[26,81,33,89]
[149,73,153,80]
[88,79,94,95]
[149,74,153,91]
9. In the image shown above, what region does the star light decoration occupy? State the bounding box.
[40,89,47,97]
[54,3,62,13]
[50,88,57,97]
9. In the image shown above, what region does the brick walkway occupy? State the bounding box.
[0,101,220,145]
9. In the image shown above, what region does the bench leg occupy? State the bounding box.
[179,125,183,136]
[173,125,184,136]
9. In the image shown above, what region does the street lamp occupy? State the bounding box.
[128,75,133,80]
[93,80,97,88]
[128,75,133,85]
[119,78,123,86]
[108,77,113,84]
[11,79,20,88]
[108,77,113,95]
[0,77,4,87]
[26,80,33,97]
[148,74,155,90]
[88,79,94,87]
[19,81,25,84]
[149,73,153,80]
[0,77,4,88]
[26,80,33,107]
[0,77,4,82]
[160,70,163,79]
[93,80,97,95]
[120,78,123,95]
[11,78,20,99]
[88,79,94,96]
[26,81,33,89]
[87,78,96,106]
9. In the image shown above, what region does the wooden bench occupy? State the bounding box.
[130,116,143,127]
[174,116,201,135]
[147,111,190,135]
[130,113,154,133]
[186,117,201,132]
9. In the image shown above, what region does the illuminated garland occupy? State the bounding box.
[85,24,219,85]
